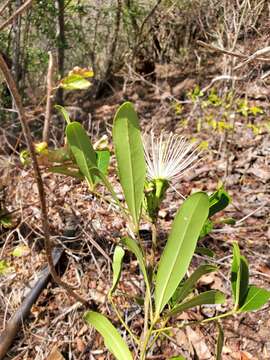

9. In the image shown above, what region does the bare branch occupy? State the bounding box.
[0,53,89,306]
[0,0,12,16]
[0,0,33,32]
[197,40,270,62]
[234,46,270,70]
[43,51,54,143]
[201,74,249,93]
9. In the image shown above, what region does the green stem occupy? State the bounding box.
[152,310,235,335]
[140,322,155,360]
[109,295,140,345]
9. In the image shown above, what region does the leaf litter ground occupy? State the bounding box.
[0,67,270,360]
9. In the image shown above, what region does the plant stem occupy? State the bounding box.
[152,310,235,334]
[109,295,140,345]
[151,222,157,250]
[140,322,155,360]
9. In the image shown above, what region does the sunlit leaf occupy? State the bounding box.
[154,192,209,317]
[113,102,146,230]
[96,150,110,180]
[66,122,97,189]
[172,264,218,305]
[55,105,71,124]
[60,74,91,90]
[238,285,270,312]
[168,290,225,316]
[84,311,133,360]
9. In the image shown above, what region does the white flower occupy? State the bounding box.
[143,131,200,182]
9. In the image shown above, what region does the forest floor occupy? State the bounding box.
[1,58,270,360]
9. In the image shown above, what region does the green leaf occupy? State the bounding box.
[66,122,97,189]
[209,186,230,217]
[110,246,125,295]
[238,285,270,312]
[168,290,225,316]
[199,219,213,238]
[0,260,12,275]
[238,256,249,307]
[84,311,133,360]
[169,357,186,360]
[112,102,146,230]
[216,322,224,360]
[154,192,209,317]
[195,247,215,257]
[231,242,249,308]
[60,74,91,90]
[11,244,30,257]
[55,105,71,124]
[121,237,151,299]
[48,166,84,179]
[172,264,218,305]
[96,150,110,181]
[231,242,240,303]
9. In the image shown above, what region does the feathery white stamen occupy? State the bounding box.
[143,131,200,182]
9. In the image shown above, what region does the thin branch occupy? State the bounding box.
[0,0,12,16]
[43,51,54,143]
[0,0,33,32]
[197,40,270,62]
[0,54,89,306]
[234,46,270,70]
[201,74,249,93]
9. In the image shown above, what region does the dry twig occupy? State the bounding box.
[43,51,54,143]
[197,40,270,62]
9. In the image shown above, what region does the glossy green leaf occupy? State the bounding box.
[55,105,71,124]
[66,122,97,189]
[231,242,240,303]
[112,102,146,230]
[121,237,150,298]
[231,242,249,308]
[84,311,133,360]
[110,246,125,295]
[154,192,209,317]
[216,322,224,360]
[238,256,249,307]
[238,285,270,312]
[169,357,186,360]
[168,290,225,316]
[60,74,91,90]
[209,186,230,217]
[172,264,218,305]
